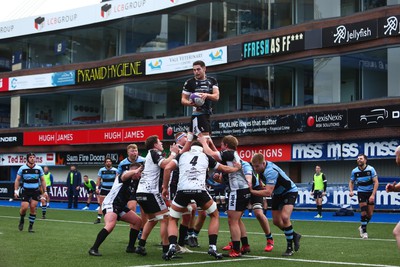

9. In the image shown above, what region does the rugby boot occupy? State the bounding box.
[264,239,274,252]
[240,244,250,254]
[222,241,232,251]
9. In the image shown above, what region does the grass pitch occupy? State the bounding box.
[0,206,398,267]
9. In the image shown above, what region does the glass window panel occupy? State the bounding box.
[20,90,101,127]
[0,98,10,128]
[296,0,315,23]
[274,67,294,107]
[363,0,387,10]
[388,47,400,96]
[314,0,341,19]
[124,82,171,120]
[314,57,341,104]
[271,0,293,29]
[341,0,360,16]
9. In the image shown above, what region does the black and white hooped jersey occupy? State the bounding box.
[175,150,219,191]
[219,150,249,191]
[182,76,218,115]
[136,149,165,194]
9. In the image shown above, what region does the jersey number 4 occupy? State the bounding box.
[190,156,198,166]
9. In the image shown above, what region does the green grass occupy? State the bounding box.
[0,206,398,267]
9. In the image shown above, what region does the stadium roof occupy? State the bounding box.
[0,0,100,22]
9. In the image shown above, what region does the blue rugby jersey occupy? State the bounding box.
[350,165,378,193]
[17,164,44,190]
[262,161,297,196]
[97,166,119,192]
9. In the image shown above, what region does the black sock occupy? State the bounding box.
[138,238,146,247]
[232,241,240,251]
[20,213,25,223]
[169,235,178,245]
[317,205,322,215]
[241,236,249,246]
[128,228,139,248]
[163,245,169,253]
[178,225,188,246]
[91,228,110,251]
[209,234,218,246]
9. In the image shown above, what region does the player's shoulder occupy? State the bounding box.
[365,164,375,170]
[220,150,235,160]
[206,76,218,84]
[137,156,146,163]
[183,77,196,89]
[118,157,129,165]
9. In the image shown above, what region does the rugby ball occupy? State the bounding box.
[190,93,205,107]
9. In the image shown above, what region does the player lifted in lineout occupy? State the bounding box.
[181,60,219,140]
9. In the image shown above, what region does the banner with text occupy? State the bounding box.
[322,19,378,47]
[291,138,399,161]
[0,153,56,166]
[243,32,305,59]
[23,125,163,146]
[0,0,197,40]
[76,61,144,84]
[146,47,228,75]
[210,115,304,137]
[296,182,400,210]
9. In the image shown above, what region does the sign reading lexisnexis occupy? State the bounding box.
[243,32,305,59]
[305,110,347,131]
[145,47,227,75]
[292,139,399,161]
[8,71,75,91]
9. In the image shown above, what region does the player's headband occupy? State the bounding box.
[176,133,187,142]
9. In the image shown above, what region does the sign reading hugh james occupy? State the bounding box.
[322,20,377,47]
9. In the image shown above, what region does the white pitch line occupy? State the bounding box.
[0,215,397,267]
[0,215,396,242]
[129,251,399,267]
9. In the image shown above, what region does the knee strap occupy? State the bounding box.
[206,202,217,214]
